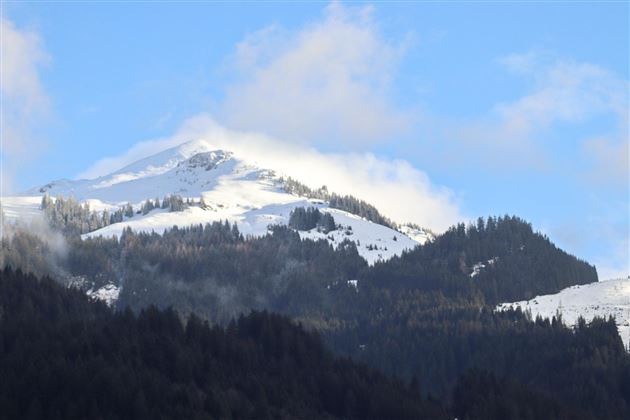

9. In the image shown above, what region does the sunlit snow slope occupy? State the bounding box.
[5,139,431,264]
[498,278,630,348]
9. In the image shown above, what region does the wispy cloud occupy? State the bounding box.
[221,2,411,148]
[0,17,51,194]
[464,53,628,277]
[495,52,627,141]
[426,52,629,177]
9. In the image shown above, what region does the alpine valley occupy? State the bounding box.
[1,139,629,419]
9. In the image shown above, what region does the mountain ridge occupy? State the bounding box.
[7,139,432,265]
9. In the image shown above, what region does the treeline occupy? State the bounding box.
[281,177,396,228]
[0,268,444,420]
[288,206,337,233]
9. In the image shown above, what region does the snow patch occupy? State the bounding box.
[298,208,419,265]
[398,224,433,245]
[470,257,498,278]
[87,284,120,307]
[497,278,630,349]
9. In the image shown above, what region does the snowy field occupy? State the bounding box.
[498,278,630,349]
[79,199,420,265]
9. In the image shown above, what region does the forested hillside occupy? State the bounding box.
[2,215,624,419]
[2,268,628,419]
[326,297,630,415]
[1,215,596,316]
[369,215,597,303]
[0,268,445,420]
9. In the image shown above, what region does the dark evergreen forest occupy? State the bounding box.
[288,206,337,233]
[2,212,627,419]
[0,268,445,419]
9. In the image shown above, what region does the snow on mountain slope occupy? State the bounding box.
[30,147,238,205]
[497,278,630,349]
[398,224,433,244]
[7,139,427,264]
[297,209,418,264]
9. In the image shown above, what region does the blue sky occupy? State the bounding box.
[1,1,628,278]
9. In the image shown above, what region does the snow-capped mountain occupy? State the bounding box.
[498,278,630,348]
[6,139,432,264]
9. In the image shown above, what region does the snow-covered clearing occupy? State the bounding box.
[498,278,630,349]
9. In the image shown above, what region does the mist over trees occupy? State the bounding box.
[40,194,191,237]
[41,195,113,236]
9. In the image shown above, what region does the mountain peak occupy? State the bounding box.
[26,140,244,204]
[107,139,222,179]
[177,150,233,172]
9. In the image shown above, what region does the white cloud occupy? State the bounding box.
[0,17,50,194]
[221,2,411,147]
[495,53,627,137]
[79,114,463,231]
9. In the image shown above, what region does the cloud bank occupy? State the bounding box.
[80,114,463,231]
